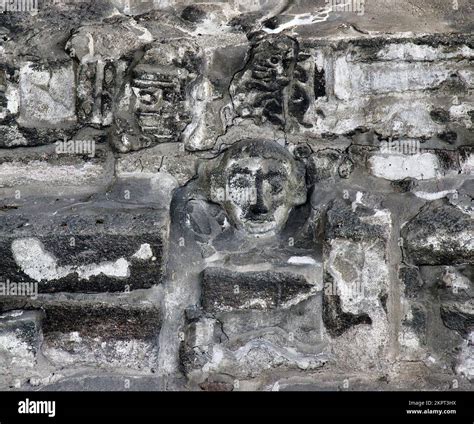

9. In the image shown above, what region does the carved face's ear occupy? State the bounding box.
[290,161,307,206]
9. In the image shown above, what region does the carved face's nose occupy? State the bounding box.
[246,171,268,218]
[249,201,268,216]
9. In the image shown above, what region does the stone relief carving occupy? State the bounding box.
[77,59,117,126]
[229,33,324,131]
[111,39,202,152]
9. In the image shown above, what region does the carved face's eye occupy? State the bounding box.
[268,178,283,194]
[230,174,251,189]
[270,56,280,65]
[265,171,287,195]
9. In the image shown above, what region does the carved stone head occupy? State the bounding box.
[209,139,306,236]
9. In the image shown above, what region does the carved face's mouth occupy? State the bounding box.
[241,218,277,235]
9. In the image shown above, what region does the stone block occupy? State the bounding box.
[0,144,114,196]
[402,200,473,265]
[0,205,168,293]
[18,63,76,128]
[201,267,314,313]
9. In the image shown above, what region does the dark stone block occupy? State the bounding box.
[391,178,416,193]
[325,199,387,242]
[402,200,473,265]
[0,296,161,341]
[0,206,167,293]
[440,302,474,338]
[201,267,313,313]
[42,302,161,340]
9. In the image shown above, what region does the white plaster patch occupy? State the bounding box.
[11,238,130,282]
[263,10,332,34]
[351,191,364,212]
[449,103,473,128]
[368,153,440,180]
[414,190,457,201]
[132,243,153,260]
[18,63,76,127]
[287,256,317,266]
[0,333,36,368]
[6,85,19,115]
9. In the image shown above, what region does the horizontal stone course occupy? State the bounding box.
[0,205,168,292]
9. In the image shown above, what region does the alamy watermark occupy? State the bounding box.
[324,280,368,298]
[0,0,38,12]
[212,185,257,204]
[380,138,420,155]
[0,278,38,299]
[55,137,96,158]
[325,0,365,16]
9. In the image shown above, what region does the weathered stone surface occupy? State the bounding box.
[111,39,202,152]
[325,198,391,242]
[201,267,314,312]
[0,293,162,372]
[322,274,372,338]
[402,200,473,265]
[181,295,328,381]
[0,310,42,369]
[0,144,114,196]
[0,205,168,293]
[399,266,424,299]
[0,0,472,392]
[323,198,391,370]
[456,332,474,381]
[334,58,473,100]
[440,301,474,338]
[307,149,354,184]
[18,62,76,128]
[115,143,197,186]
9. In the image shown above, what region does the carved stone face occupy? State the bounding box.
[210,139,306,236]
[226,157,292,234]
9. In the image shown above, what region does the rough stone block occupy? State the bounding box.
[18,63,76,128]
[201,267,314,313]
[402,200,473,265]
[334,55,472,100]
[0,205,168,293]
[0,293,162,373]
[323,198,391,370]
[0,144,114,196]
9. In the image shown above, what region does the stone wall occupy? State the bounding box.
[0,0,472,391]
